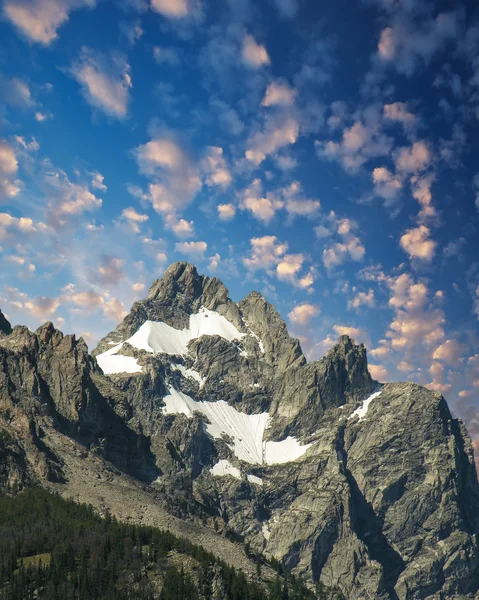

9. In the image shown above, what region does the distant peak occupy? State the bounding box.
[338,334,354,350]
[148,262,202,300]
[0,309,12,336]
[164,261,198,279]
[244,290,267,302]
[35,321,62,344]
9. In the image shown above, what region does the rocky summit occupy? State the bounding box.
[1,262,479,599]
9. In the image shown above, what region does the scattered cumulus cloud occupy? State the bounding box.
[315,116,393,174]
[375,9,462,77]
[202,146,232,187]
[217,203,236,221]
[241,34,270,68]
[133,134,201,226]
[433,339,467,365]
[150,0,202,19]
[400,224,436,262]
[288,303,319,325]
[243,235,314,289]
[348,289,375,310]
[239,178,283,223]
[70,47,132,119]
[0,140,22,201]
[245,115,299,165]
[322,217,366,270]
[175,240,207,259]
[3,0,96,45]
[261,79,296,107]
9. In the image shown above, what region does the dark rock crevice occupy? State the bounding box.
[336,427,405,599]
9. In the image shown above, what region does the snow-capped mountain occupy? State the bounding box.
[1,262,479,599]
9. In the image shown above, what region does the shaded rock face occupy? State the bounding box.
[1,262,479,600]
[0,310,12,336]
[0,321,157,488]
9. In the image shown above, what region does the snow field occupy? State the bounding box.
[210,460,241,480]
[96,343,143,375]
[172,363,205,387]
[127,307,245,356]
[348,389,383,421]
[162,387,312,466]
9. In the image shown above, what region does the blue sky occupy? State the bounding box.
[1,0,479,456]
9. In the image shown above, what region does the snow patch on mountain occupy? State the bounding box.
[127,307,245,356]
[348,389,383,422]
[210,460,241,480]
[264,437,314,465]
[162,387,312,465]
[247,474,263,486]
[173,364,206,387]
[96,343,142,375]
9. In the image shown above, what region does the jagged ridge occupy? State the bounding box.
[0,263,478,600]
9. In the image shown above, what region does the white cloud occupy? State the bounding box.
[70,47,132,119]
[433,339,467,365]
[243,235,314,288]
[245,115,299,165]
[62,284,127,322]
[119,207,149,233]
[348,289,375,310]
[0,74,34,108]
[411,174,436,223]
[288,303,319,325]
[90,171,106,191]
[375,9,462,77]
[102,297,127,322]
[261,79,296,107]
[314,224,332,239]
[239,179,283,223]
[384,101,417,131]
[0,140,22,201]
[333,325,365,341]
[0,213,42,242]
[394,140,432,174]
[243,236,287,271]
[175,240,207,259]
[242,34,270,68]
[170,217,194,238]
[386,273,445,350]
[315,117,393,174]
[276,253,304,282]
[370,345,390,359]
[150,0,199,19]
[93,255,125,285]
[371,166,403,207]
[322,217,365,270]
[369,364,391,381]
[134,135,201,223]
[44,167,103,227]
[217,203,236,221]
[282,181,320,217]
[3,0,96,45]
[399,224,436,262]
[202,146,232,187]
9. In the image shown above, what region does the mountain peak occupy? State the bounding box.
[0,309,12,336]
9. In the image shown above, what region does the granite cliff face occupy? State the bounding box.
[1,262,479,599]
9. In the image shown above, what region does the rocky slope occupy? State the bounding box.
[1,262,479,599]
